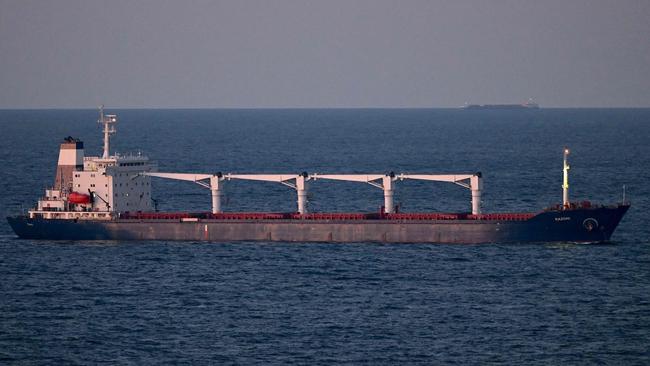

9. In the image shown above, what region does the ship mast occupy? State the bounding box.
[563,147,570,208]
[98,105,117,159]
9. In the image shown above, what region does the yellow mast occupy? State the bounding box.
[563,147,570,208]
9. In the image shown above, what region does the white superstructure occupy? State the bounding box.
[30,108,155,220]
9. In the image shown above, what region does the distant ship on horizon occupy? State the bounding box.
[462,98,540,110]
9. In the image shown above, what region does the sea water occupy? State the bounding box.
[1,109,649,364]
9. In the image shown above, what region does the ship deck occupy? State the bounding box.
[119,211,537,222]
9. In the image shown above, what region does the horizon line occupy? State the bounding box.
[1,106,650,110]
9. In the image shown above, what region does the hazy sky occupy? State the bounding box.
[1,0,649,108]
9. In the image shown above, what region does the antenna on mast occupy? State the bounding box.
[98,105,117,159]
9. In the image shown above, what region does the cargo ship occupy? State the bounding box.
[7,108,628,243]
[462,99,540,110]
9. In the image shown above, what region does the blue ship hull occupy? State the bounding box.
[7,204,629,244]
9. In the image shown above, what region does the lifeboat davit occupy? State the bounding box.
[68,192,91,204]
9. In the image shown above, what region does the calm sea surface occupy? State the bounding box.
[1,109,649,364]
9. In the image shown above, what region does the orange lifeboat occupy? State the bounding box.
[68,192,91,204]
